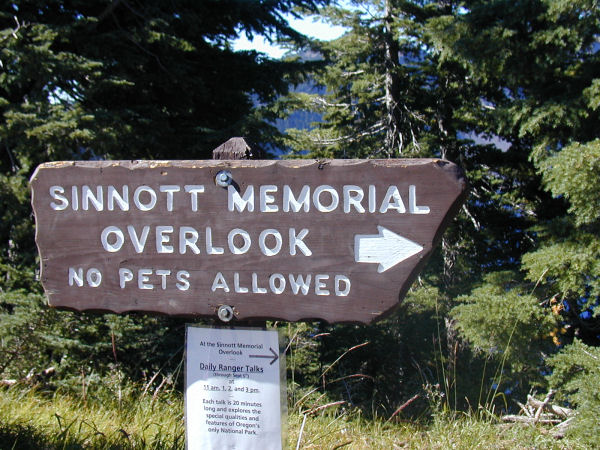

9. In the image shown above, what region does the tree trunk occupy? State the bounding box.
[383,0,402,156]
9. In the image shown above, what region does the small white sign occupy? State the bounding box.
[185,326,283,450]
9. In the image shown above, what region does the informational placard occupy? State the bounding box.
[185,326,283,450]
[30,159,467,323]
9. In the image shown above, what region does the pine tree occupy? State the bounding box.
[0,0,329,385]
[284,0,430,158]
[429,0,600,432]
[279,0,556,411]
[430,0,600,345]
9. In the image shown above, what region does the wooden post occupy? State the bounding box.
[212,137,263,160]
[212,137,266,328]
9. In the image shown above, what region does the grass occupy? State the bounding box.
[289,410,586,450]
[0,385,184,449]
[0,385,586,449]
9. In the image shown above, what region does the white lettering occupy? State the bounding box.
[50,186,68,210]
[259,229,282,256]
[107,186,129,211]
[100,226,317,255]
[234,273,249,293]
[228,228,251,254]
[259,185,278,212]
[228,185,254,212]
[101,226,124,252]
[288,274,312,295]
[211,272,351,296]
[119,268,189,290]
[252,273,267,293]
[269,273,286,294]
[155,269,171,289]
[138,268,153,289]
[289,228,312,256]
[119,268,134,288]
[176,270,190,291]
[335,275,351,296]
[68,267,102,287]
[343,185,365,213]
[127,225,149,253]
[82,185,103,211]
[315,274,330,295]
[71,186,79,210]
[205,227,224,255]
[179,226,200,254]
[160,185,180,212]
[368,185,376,213]
[54,184,426,215]
[156,226,174,253]
[185,185,205,212]
[68,267,83,287]
[313,185,339,212]
[283,185,310,212]
[409,185,430,214]
[86,268,102,287]
[134,186,157,211]
[380,186,406,213]
[211,272,230,292]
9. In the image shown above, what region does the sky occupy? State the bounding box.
[232,15,348,58]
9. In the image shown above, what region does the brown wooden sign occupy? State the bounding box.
[30,159,467,323]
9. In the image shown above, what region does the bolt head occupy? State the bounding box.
[215,170,232,187]
[217,305,234,322]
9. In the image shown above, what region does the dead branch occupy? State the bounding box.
[0,367,55,387]
[502,415,562,425]
[502,390,575,438]
[527,393,572,419]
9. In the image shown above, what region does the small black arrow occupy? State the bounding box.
[249,347,279,365]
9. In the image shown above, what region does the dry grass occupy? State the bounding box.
[288,408,585,450]
[0,385,184,448]
[0,386,586,449]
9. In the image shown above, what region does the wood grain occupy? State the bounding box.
[30,159,467,323]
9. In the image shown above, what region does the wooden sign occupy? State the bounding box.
[30,159,467,323]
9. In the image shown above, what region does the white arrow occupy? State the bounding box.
[354,226,423,273]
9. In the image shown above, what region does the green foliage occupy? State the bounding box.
[283,322,323,406]
[1,0,600,435]
[427,0,600,425]
[0,385,184,449]
[281,0,558,410]
[451,272,556,391]
[284,0,460,158]
[429,0,600,152]
[0,385,586,449]
[0,289,187,391]
[0,169,37,290]
[283,286,498,417]
[0,0,328,289]
[0,291,56,378]
[523,232,600,305]
[547,340,600,447]
[0,0,329,388]
[521,140,600,337]
[539,139,600,226]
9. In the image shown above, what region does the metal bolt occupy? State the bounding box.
[215,170,232,187]
[217,304,234,322]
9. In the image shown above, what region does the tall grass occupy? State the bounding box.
[0,383,585,449]
[0,313,584,450]
[0,384,184,449]
[290,408,585,450]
